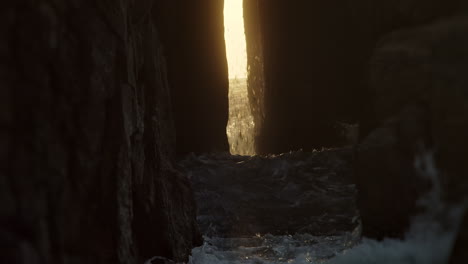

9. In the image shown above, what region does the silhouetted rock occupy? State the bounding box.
[154,0,230,156]
[243,0,266,154]
[251,0,465,154]
[356,16,468,239]
[355,111,430,239]
[1,0,200,263]
[450,210,468,264]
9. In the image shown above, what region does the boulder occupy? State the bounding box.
[251,0,465,154]
[356,17,468,239]
[355,107,431,239]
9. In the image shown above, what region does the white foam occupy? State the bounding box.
[328,151,465,264]
[189,151,465,264]
[189,234,356,264]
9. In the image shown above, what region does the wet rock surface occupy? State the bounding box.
[185,150,464,264]
[190,233,359,264]
[180,149,358,238]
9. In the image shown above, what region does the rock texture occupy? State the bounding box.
[251,0,466,154]
[355,113,430,239]
[154,0,230,156]
[243,0,266,154]
[180,149,357,238]
[1,1,200,263]
[356,16,468,239]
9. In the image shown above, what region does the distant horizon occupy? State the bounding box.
[228,76,247,81]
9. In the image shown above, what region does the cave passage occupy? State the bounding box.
[224,0,256,156]
[6,0,468,263]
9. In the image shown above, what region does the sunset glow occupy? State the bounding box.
[224,0,255,155]
[224,0,248,79]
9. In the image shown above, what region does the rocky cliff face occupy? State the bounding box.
[251,0,466,154]
[243,0,266,154]
[355,16,468,239]
[241,1,468,242]
[0,1,200,263]
[451,211,468,263]
[154,0,230,156]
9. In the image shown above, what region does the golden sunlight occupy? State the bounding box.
[224,0,248,79]
[224,0,256,155]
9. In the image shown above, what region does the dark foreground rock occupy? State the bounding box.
[154,0,230,156]
[180,149,358,238]
[450,209,468,264]
[0,1,200,263]
[356,17,468,240]
[355,117,429,239]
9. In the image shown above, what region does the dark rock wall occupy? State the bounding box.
[253,0,465,154]
[155,0,230,156]
[355,16,468,239]
[349,0,467,136]
[256,1,354,154]
[244,0,468,240]
[1,0,200,263]
[244,0,266,153]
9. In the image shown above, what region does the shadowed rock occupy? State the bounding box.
[1,1,201,263]
[180,149,358,238]
[356,16,468,239]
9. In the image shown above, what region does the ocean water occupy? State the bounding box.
[187,151,465,264]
